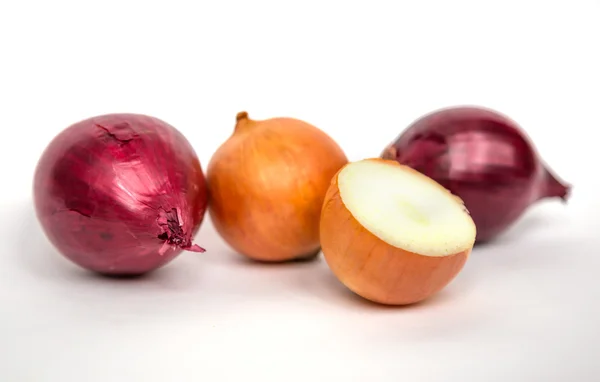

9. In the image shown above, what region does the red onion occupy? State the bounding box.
[33,113,208,275]
[381,106,570,243]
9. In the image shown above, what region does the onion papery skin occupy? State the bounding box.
[207,112,348,262]
[382,106,570,243]
[33,113,208,275]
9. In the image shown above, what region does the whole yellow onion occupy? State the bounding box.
[207,111,348,262]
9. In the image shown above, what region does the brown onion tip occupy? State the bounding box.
[236,111,249,122]
[382,145,397,160]
[234,111,253,134]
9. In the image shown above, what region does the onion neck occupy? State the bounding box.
[536,166,571,202]
[382,146,398,160]
[234,111,256,135]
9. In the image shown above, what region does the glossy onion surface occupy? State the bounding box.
[382,106,570,242]
[33,113,208,275]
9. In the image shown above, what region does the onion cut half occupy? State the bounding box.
[319,158,476,305]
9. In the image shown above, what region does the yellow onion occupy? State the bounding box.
[320,158,476,305]
[207,111,348,262]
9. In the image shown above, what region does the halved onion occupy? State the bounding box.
[319,158,476,305]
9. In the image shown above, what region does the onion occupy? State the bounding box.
[320,158,476,305]
[33,113,208,276]
[207,111,348,262]
[381,106,570,243]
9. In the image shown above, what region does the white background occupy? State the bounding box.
[1,0,599,381]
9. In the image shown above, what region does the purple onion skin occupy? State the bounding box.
[382,106,570,243]
[33,114,208,276]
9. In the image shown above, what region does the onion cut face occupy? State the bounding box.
[33,113,208,276]
[320,158,476,305]
[382,106,570,243]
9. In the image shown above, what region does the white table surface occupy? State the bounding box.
[1,1,599,381]
[2,197,599,381]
